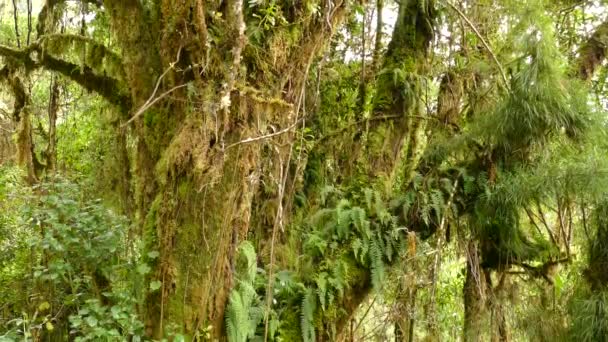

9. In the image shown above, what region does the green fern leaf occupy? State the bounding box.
[301,288,317,342]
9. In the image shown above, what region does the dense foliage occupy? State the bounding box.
[2,0,608,341]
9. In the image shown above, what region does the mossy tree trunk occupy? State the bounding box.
[463,241,488,342]
[365,0,435,180]
[99,0,350,338]
[44,76,59,172]
[2,71,39,184]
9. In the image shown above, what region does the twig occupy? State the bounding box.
[353,295,378,334]
[445,1,511,92]
[535,200,558,246]
[224,117,300,151]
[27,0,32,45]
[121,48,184,127]
[122,84,188,127]
[581,202,590,242]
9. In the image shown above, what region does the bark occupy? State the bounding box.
[335,274,372,341]
[97,1,350,338]
[584,203,608,290]
[45,76,59,172]
[0,116,14,164]
[436,71,463,130]
[116,127,133,216]
[371,0,384,71]
[394,285,417,342]
[489,273,510,342]
[3,72,39,184]
[365,0,435,179]
[463,241,487,342]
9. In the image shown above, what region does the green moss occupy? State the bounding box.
[178,180,192,199]
[143,194,163,252]
[277,306,304,341]
[143,109,160,128]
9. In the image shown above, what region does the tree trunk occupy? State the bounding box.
[45,76,59,172]
[365,0,435,180]
[6,73,39,184]
[98,1,351,338]
[463,241,487,342]
[371,0,384,71]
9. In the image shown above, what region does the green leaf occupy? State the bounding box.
[147,250,160,259]
[150,280,162,291]
[110,305,122,319]
[85,316,98,327]
[136,263,151,275]
[38,301,51,312]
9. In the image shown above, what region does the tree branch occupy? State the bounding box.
[0,43,131,109]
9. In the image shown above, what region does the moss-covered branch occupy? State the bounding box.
[577,20,608,80]
[0,43,131,110]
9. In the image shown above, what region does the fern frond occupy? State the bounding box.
[430,189,445,222]
[315,272,328,311]
[369,238,385,291]
[351,206,371,239]
[301,288,317,342]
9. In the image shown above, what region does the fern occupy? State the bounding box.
[329,258,349,298]
[351,238,363,262]
[420,192,431,226]
[319,185,342,206]
[430,189,445,222]
[369,238,385,291]
[303,232,328,256]
[335,199,353,239]
[351,206,371,239]
[364,188,374,212]
[225,242,263,342]
[301,288,317,342]
[315,272,328,311]
[384,234,395,262]
[239,241,257,282]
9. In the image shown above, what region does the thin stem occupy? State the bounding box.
[12,0,21,48]
[445,0,510,92]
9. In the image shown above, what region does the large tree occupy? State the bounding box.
[1,0,354,337]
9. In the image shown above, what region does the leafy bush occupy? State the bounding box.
[0,176,145,340]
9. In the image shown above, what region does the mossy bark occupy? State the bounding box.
[100,1,349,338]
[4,73,39,184]
[365,0,435,180]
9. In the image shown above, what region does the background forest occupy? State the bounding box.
[1,0,608,341]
